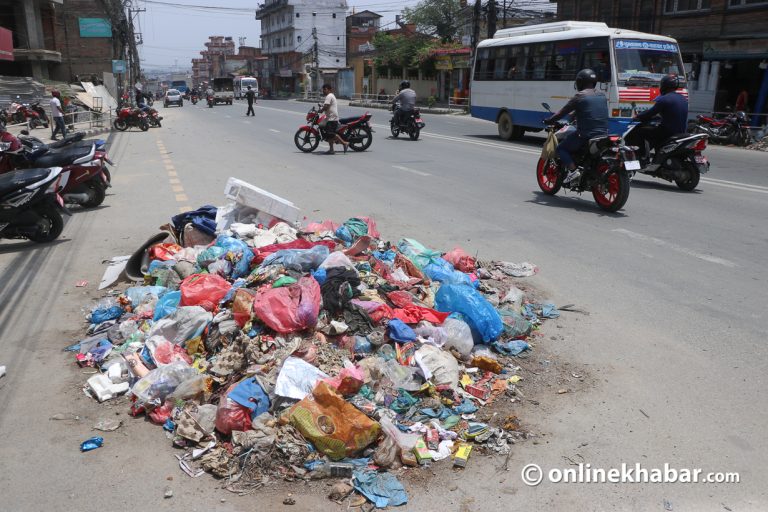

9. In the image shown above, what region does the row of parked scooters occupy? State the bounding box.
[0,130,113,243]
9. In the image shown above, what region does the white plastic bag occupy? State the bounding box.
[442,317,474,359]
[274,356,328,400]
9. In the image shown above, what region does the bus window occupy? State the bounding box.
[581,37,611,82]
[474,48,492,81]
[548,39,580,80]
[526,43,552,80]
[507,45,527,80]
[494,47,509,80]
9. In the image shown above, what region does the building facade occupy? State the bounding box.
[256,0,348,94]
[346,10,380,96]
[554,0,768,117]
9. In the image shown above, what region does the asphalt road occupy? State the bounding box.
[0,99,765,511]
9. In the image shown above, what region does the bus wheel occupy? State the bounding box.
[498,111,514,140]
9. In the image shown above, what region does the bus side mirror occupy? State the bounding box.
[542,102,551,111]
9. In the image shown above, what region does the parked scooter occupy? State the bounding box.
[294,105,373,153]
[689,109,752,146]
[17,130,112,183]
[623,121,709,191]
[537,103,635,212]
[1,140,109,208]
[390,102,425,140]
[113,106,150,131]
[0,158,69,243]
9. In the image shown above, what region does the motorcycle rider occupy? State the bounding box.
[544,69,608,184]
[392,80,416,128]
[206,85,214,103]
[320,83,348,154]
[628,74,688,162]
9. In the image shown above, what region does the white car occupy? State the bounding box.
[164,89,183,108]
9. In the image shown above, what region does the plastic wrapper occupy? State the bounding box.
[319,250,356,271]
[215,384,253,435]
[397,238,442,270]
[231,288,256,328]
[435,284,503,343]
[125,286,168,306]
[274,356,328,400]
[153,291,181,321]
[179,273,232,311]
[148,306,212,345]
[285,381,381,461]
[252,276,321,333]
[414,321,447,347]
[414,344,459,386]
[196,246,227,267]
[323,364,364,395]
[214,235,254,279]
[381,358,423,391]
[261,245,330,272]
[443,246,476,273]
[145,335,193,366]
[498,308,533,339]
[130,361,198,404]
[148,242,183,261]
[442,317,474,359]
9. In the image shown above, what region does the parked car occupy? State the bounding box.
[164,89,183,108]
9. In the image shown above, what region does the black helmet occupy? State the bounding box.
[400,80,410,90]
[660,74,680,94]
[574,69,598,91]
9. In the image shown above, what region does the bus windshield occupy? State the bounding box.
[241,78,257,88]
[613,39,685,87]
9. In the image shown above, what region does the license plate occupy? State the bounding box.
[695,155,707,164]
[624,160,641,170]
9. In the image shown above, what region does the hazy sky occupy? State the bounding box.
[138,0,421,70]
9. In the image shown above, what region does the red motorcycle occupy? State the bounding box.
[9,101,49,129]
[0,142,109,208]
[688,110,752,146]
[294,105,373,153]
[113,106,149,132]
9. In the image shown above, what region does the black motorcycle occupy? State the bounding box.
[390,102,425,141]
[537,103,634,212]
[624,122,709,191]
[0,164,69,243]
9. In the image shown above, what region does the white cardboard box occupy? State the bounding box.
[223,177,300,224]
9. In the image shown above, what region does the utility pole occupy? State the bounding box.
[502,0,507,29]
[312,26,319,93]
[487,0,497,40]
[471,0,481,55]
[124,0,145,101]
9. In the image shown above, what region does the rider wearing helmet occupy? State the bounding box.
[629,74,688,162]
[544,69,609,183]
[392,80,417,128]
[0,119,22,153]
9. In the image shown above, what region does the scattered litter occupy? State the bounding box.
[0,365,5,379]
[65,180,565,502]
[75,280,88,288]
[163,486,173,499]
[93,418,122,432]
[80,436,104,452]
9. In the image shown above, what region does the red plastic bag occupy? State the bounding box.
[252,276,321,333]
[232,288,257,328]
[179,273,232,312]
[148,401,173,425]
[149,243,183,262]
[215,384,253,435]
[444,246,476,273]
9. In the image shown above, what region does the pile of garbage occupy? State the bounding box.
[746,133,768,152]
[70,180,560,507]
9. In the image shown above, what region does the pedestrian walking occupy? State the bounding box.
[50,90,66,140]
[245,85,256,116]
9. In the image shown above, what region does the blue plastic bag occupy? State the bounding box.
[386,319,416,343]
[196,245,227,267]
[228,377,270,418]
[352,470,408,508]
[423,257,475,287]
[80,436,104,452]
[153,290,181,321]
[311,267,327,285]
[434,284,503,343]
[215,235,254,279]
[90,305,123,324]
[372,249,396,264]
[262,245,330,272]
[397,238,442,270]
[491,339,530,356]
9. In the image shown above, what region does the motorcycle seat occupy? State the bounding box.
[339,116,360,125]
[33,145,92,167]
[0,168,50,196]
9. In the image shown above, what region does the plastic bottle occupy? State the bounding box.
[309,462,354,479]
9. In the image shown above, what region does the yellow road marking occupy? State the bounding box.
[175,193,189,202]
[169,178,180,184]
[168,170,178,177]
[172,185,184,193]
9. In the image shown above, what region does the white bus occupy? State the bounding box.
[234,76,258,99]
[470,21,688,139]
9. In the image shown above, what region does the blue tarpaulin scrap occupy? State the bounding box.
[228,377,270,418]
[386,318,416,343]
[352,469,408,508]
[492,339,531,356]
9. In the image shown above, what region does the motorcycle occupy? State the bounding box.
[537,103,635,212]
[18,131,113,184]
[623,121,709,191]
[10,101,49,129]
[146,107,163,128]
[293,105,373,153]
[0,157,69,243]
[207,94,214,108]
[2,140,109,208]
[689,109,752,146]
[113,106,149,131]
[390,102,425,140]
[191,94,198,105]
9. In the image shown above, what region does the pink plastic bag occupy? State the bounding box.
[215,384,253,435]
[444,246,477,273]
[253,276,321,333]
[179,273,232,312]
[323,365,364,396]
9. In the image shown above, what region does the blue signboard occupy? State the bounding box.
[614,40,678,52]
[79,18,112,38]
[112,60,126,74]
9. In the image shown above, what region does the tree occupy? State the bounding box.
[403,0,465,43]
